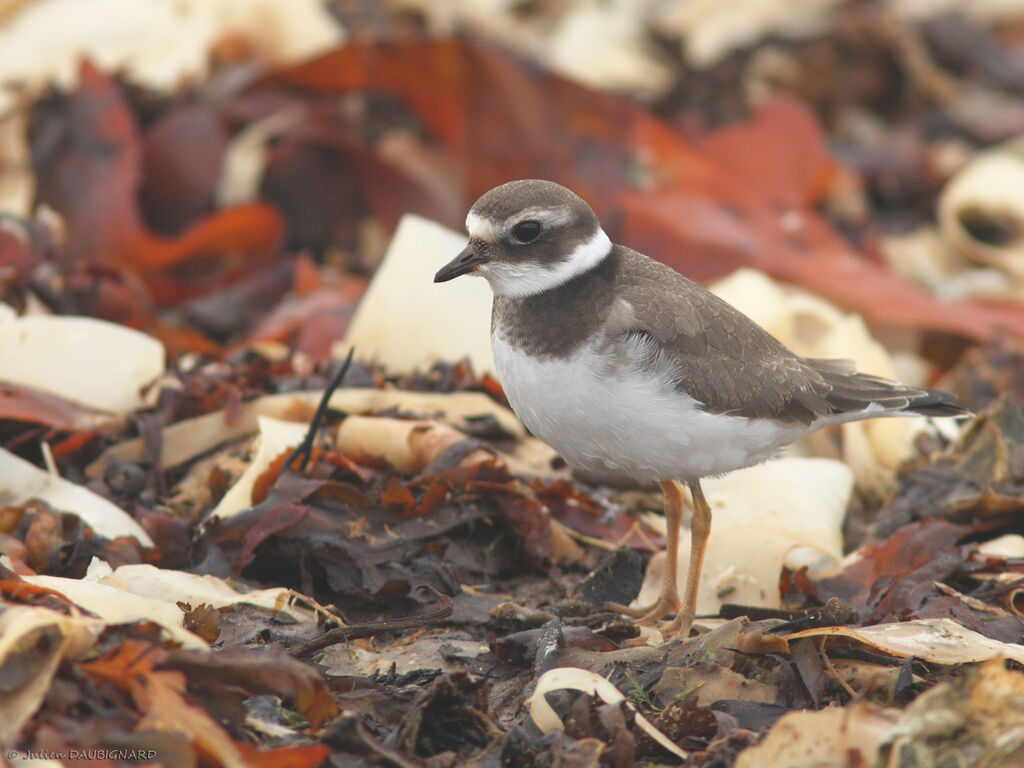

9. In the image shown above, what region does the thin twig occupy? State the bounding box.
[818,636,858,700]
[289,586,453,658]
[284,346,355,474]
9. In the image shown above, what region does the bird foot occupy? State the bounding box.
[605,595,679,624]
[615,612,696,646]
[605,597,699,645]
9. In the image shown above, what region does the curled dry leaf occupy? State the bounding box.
[785,618,1024,665]
[0,381,116,432]
[79,640,248,768]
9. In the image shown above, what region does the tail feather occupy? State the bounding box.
[806,358,970,420]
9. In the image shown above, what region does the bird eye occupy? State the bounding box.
[512,220,542,243]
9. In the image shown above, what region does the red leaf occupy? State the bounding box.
[0,382,111,432]
[31,60,283,310]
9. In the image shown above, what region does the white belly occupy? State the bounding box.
[491,336,808,485]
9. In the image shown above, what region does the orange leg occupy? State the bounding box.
[606,479,712,641]
[661,480,711,639]
[606,480,683,622]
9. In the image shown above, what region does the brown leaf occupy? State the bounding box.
[78,640,249,767]
[381,475,416,508]
[161,645,339,728]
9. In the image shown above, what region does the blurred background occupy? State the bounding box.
[3,0,1024,376]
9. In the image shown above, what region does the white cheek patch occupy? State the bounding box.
[482,227,613,297]
[466,211,499,241]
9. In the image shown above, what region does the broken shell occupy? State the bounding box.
[938,139,1024,277]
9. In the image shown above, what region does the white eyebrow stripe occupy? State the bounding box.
[513,206,573,228]
[466,210,499,241]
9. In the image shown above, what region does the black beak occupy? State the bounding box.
[434,245,488,283]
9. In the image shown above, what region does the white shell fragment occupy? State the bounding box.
[0,605,106,743]
[19,573,207,649]
[527,666,688,760]
[209,416,309,520]
[0,314,165,414]
[0,0,344,105]
[938,139,1024,278]
[88,388,523,478]
[86,561,335,624]
[0,447,154,547]
[342,213,496,375]
[654,0,841,67]
[547,4,672,96]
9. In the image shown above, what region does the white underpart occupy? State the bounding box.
[491,329,899,484]
[477,227,614,297]
[491,334,808,484]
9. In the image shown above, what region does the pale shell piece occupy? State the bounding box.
[209,416,309,521]
[526,666,688,759]
[0,314,165,414]
[335,416,491,475]
[938,143,1024,276]
[87,561,336,624]
[546,4,672,96]
[0,605,106,743]
[19,572,207,649]
[0,109,34,217]
[978,534,1024,558]
[343,213,496,375]
[87,388,524,478]
[0,0,344,105]
[710,268,940,480]
[654,0,841,67]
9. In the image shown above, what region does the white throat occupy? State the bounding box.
[478,227,613,297]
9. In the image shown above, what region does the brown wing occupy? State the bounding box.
[612,248,965,424]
